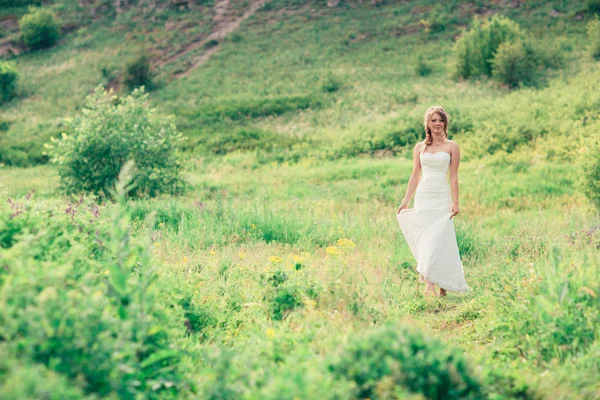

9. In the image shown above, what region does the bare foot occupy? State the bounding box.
[439,288,447,297]
[419,274,425,283]
[423,281,437,297]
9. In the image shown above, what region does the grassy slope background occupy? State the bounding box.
[1,0,600,399]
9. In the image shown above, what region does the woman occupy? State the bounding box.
[396,106,468,297]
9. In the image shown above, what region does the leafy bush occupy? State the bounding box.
[415,56,432,76]
[0,61,18,103]
[0,0,41,7]
[123,52,154,91]
[588,0,600,15]
[0,169,185,398]
[46,86,186,198]
[419,7,449,34]
[320,73,343,93]
[488,247,599,365]
[19,7,61,50]
[453,16,523,80]
[583,138,600,210]
[587,17,600,60]
[329,324,482,399]
[492,39,541,88]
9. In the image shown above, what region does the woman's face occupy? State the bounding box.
[429,113,445,135]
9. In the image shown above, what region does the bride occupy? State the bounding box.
[396,106,468,297]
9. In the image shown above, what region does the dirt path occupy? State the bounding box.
[158,0,266,78]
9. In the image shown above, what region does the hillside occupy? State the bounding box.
[1,1,599,399]
[0,0,598,166]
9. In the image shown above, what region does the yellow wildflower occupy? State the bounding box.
[251,224,257,230]
[266,328,276,338]
[269,256,282,264]
[337,238,356,249]
[181,256,189,264]
[239,251,246,259]
[209,250,216,255]
[153,242,161,247]
[325,246,339,256]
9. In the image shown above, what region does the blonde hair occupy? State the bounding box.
[423,106,449,145]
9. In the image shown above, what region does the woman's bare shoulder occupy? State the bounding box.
[446,140,460,150]
[414,141,426,152]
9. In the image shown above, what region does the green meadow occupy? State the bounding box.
[1,0,599,399]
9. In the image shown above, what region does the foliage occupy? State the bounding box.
[492,39,541,88]
[45,86,186,198]
[0,61,18,103]
[587,17,600,59]
[0,166,185,398]
[582,138,600,210]
[588,0,600,15]
[329,324,483,399]
[191,94,321,123]
[123,52,154,91]
[19,7,61,50]
[487,247,599,365]
[453,15,523,80]
[202,128,299,155]
[0,0,41,7]
[415,55,432,76]
[419,6,448,34]
[320,73,343,93]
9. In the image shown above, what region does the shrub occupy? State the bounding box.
[123,52,154,91]
[419,7,448,34]
[588,0,600,15]
[587,17,600,60]
[45,86,186,198]
[415,55,432,76]
[492,39,541,88]
[583,138,600,210]
[0,170,185,398]
[19,7,61,50]
[320,73,343,93]
[329,324,482,399]
[0,61,18,103]
[453,16,522,80]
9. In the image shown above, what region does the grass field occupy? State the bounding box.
[1,0,599,398]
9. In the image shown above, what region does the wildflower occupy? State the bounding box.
[326,246,339,256]
[266,328,276,338]
[251,224,257,230]
[270,256,282,264]
[337,238,356,249]
[154,242,161,248]
[181,256,189,264]
[239,251,246,259]
[209,250,216,255]
[291,254,305,263]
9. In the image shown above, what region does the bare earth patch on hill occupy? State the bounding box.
[156,0,266,78]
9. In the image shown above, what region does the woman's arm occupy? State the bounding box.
[397,143,423,213]
[449,142,460,219]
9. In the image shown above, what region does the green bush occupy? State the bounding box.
[19,7,61,50]
[320,73,343,93]
[587,17,600,60]
[0,0,41,7]
[588,0,600,14]
[415,55,432,76]
[0,172,185,398]
[45,86,186,198]
[453,15,523,80]
[583,138,600,210]
[123,52,154,91]
[329,324,482,399]
[0,61,18,103]
[492,39,540,88]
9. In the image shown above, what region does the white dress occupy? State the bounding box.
[396,151,468,293]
